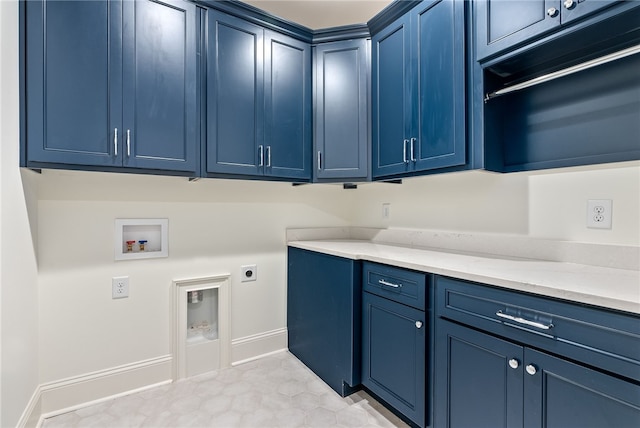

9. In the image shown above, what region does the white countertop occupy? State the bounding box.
[288,240,640,315]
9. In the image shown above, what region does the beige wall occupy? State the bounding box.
[37,172,354,383]
[348,163,640,246]
[0,1,41,426]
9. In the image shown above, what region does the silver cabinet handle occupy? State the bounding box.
[526,364,537,376]
[126,129,131,157]
[547,7,559,17]
[258,145,264,167]
[403,139,410,163]
[410,137,417,161]
[563,0,575,9]
[508,358,519,369]
[378,279,401,288]
[415,321,423,329]
[496,310,554,330]
[114,128,118,156]
[266,146,271,167]
[317,151,322,171]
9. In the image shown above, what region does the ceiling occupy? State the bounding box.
[241,1,394,29]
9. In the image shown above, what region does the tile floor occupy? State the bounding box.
[42,351,409,428]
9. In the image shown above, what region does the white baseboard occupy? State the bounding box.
[231,327,288,365]
[16,386,42,428]
[20,329,288,426]
[37,355,172,422]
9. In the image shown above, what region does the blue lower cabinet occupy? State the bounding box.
[524,348,640,428]
[287,247,361,396]
[434,319,524,428]
[362,291,426,427]
[434,316,640,428]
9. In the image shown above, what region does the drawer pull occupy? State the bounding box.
[508,358,519,369]
[496,310,554,330]
[378,279,402,288]
[526,364,537,376]
[415,321,423,329]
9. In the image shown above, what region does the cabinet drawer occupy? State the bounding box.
[363,262,427,310]
[435,275,640,381]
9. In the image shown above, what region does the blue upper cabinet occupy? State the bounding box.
[207,11,264,177]
[372,13,412,177]
[372,0,466,180]
[264,31,312,180]
[122,0,197,172]
[475,0,622,61]
[25,0,198,174]
[206,11,311,181]
[26,0,121,168]
[314,39,369,181]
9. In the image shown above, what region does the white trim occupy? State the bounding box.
[232,349,288,366]
[39,355,171,391]
[231,327,288,365]
[16,385,42,428]
[172,275,231,380]
[39,380,172,423]
[38,355,172,416]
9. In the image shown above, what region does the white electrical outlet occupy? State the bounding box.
[382,203,390,220]
[587,199,612,229]
[112,276,129,299]
[241,264,257,282]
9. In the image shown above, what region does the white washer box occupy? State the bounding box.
[114,218,168,261]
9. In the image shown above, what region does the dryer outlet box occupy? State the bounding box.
[241,265,257,282]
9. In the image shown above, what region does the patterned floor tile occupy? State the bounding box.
[42,351,409,428]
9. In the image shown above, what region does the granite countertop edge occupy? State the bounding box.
[288,240,640,315]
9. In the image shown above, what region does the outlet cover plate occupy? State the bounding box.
[112,276,129,299]
[587,199,612,229]
[241,265,257,282]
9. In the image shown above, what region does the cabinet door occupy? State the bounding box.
[413,0,465,171]
[314,40,369,180]
[434,319,524,428]
[26,0,122,167]
[264,31,311,180]
[561,0,622,25]
[523,348,640,428]
[371,13,413,178]
[362,292,425,426]
[207,11,263,176]
[475,0,560,61]
[287,248,361,396]
[122,0,197,173]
